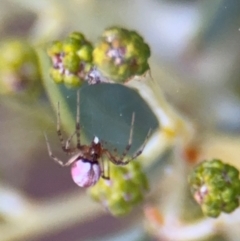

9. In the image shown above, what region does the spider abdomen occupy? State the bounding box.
[71,159,101,187]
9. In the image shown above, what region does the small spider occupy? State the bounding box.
[45,91,151,188]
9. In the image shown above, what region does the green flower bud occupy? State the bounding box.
[69,32,85,43]
[64,74,84,88]
[63,53,80,73]
[107,193,131,216]
[223,199,239,213]
[233,180,240,192]
[226,165,239,179]
[50,68,64,84]
[89,160,149,216]
[93,26,150,83]
[47,32,93,88]
[222,189,236,202]
[202,203,221,218]
[0,39,41,99]
[77,45,93,62]
[189,159,240,218]
[47,41,63,56]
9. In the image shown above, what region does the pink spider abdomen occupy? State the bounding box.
[71,159,101,188]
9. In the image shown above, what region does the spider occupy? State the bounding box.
[45,91,151,188]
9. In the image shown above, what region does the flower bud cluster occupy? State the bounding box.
[188,159,240,217]
[89,160,149,216]
[0,40,40,97]
[47,27,151,87]
[93,27,151,82]
[47,32,93,87]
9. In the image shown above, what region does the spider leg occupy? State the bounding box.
[44,133,65,166]
[76,90,81,149]
[127,128,152,161]
[44,133,78,166]
[57,102,76,153]
[119,112,135,159]
[57,101,66,151]
[105,128,152,165]
[105,113,135,165]
[100,158,110,180]
[65,130,77,154]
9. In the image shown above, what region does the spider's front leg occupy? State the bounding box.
[76,89,81,149]
[56,102,78,154]
[44,133,72,167]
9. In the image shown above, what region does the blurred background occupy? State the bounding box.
[0,0,240,240]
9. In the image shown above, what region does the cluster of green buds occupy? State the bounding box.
[188,159,240,218]
[47,32,93,88]
[93,27,151,82]
[89,160,149,216]
[47,27,151,86]
[0,40,41,98]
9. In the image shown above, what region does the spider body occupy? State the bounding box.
[71,157,101,188]
[45,91,151,188]
[70,137,102,187]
